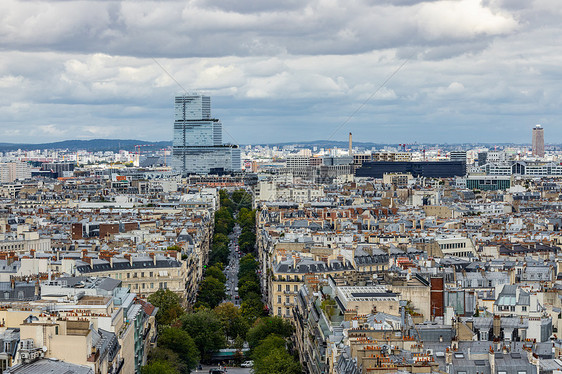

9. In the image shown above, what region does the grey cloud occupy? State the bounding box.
[0,0,518,58]
[1,0,561,144]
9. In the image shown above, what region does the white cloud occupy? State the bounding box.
[416,0,517,40]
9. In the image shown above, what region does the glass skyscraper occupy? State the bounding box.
[172,94,241,174]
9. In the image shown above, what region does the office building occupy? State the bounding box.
[466,175,511,191]
[40,162,75,178]
[449,151,467,163]
[172,94,241,175]
[356,161,466,178]
[532,124,545,157]
[477,152,488,166]
[0,162,31,183]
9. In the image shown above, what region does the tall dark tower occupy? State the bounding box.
[532,124,544,158]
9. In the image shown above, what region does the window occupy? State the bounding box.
[127,273,130,279]
[294,285,298,292]
[142,283,145,289]
[285,297,290,304]
[277,307,281,316]
[522,306,527,312]
[277,285,281,292]
[286,285,290,291]
[164,282,167,289]
[277,296,281,303]
[55,326,59,335]
[151,283,154,289]
[141,272,144,278]
[150,271,153,277]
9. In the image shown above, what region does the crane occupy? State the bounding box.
[133,144,154,166]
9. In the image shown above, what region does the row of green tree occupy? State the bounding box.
[210,190,237,264]
[144,290,251,373]
[237,254,267,323]
[144,292,300,373]
[237,207,256,254]
[248,317,302,374]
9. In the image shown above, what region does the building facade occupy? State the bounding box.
[172,94,241,175]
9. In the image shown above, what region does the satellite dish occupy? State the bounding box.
[42,346,47,352]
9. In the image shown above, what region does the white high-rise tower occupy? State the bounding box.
[172,94,240,174]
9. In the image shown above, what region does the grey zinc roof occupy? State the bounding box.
[6,359,94,374]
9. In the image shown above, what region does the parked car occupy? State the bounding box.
[241,360,254,368]
[209,368,226,374]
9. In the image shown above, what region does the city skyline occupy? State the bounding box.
[1,1,561,144]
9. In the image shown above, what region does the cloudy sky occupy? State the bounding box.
[1,0,561,145]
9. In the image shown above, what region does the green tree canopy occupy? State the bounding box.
[219,190,235,211]
[240,294,266,324]
[253,348,302,374]
[145,348,186,374]
[166,245,182,252]
[140,359,178,374]
[232,190,252,210]
[197,276,226,309]
[158,327,199,370]
[237,207,256,227]
[214,302,249,340]
[147,289,184,326]
[181,310,226,362]
[213,233,230,246]
[209,242,229,266]
[239,254,259,276]
[252,335,286,362]
[205,265,227,284]
[238,280,261,300]
[247,317,294,349]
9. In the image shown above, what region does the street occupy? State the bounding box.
[195,365,252,374]
[224,224,241,306]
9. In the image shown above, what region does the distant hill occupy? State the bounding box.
[251,140,386,148]
[0,139,171,152]
[0,138,550,153]
[251,140,542,150]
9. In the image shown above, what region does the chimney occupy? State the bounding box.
[493,315,501,339]
[488,346,496,374]
[349,132,352,156]
[445,348,452,364]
